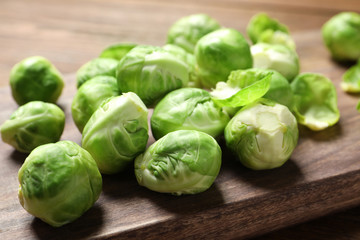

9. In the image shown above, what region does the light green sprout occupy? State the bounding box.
[135,130,222,195]
[251,43,300,82]
[71,76,119,132]
[76,58,118,88]
[195,28,253,88]
[1,101,65,153]
[18,141,102,227]
[167,13,221,53]
[151,88,230,140]
[291,73,340,131]
[247,13,295,49]
[341,59,360,93]
[322,12,360,61]
[224,99,298,170]
[99,43,137,60]
[10,56,64,105]
[116,45,189,107]
[82,92,149,174]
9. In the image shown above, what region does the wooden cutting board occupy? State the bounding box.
[1,0,360,239]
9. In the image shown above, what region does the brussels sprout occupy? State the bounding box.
[99,43,137,60]
[135,130,222,195]
[251,43,300,82]
[10,56,64,105]
[82,92,149,174]
[291,73,340,131]
[224,99,298,170]
[76,58,118,88]
[71,76,119,132]
[211,69,293,111]
[116,45,189,107]
[247,13,289,44]
[257,29,296,50]
[167,13,221,53]
[195,28,253,88]
[163,44,199,87]
[1,101,65,153]
[18,141,102,227]
[322,12,360,61]
[341,59,360,93]
[151,88,230,140]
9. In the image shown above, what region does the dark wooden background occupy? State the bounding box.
[1,0,360,239]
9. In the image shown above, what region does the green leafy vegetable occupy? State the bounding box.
[18,141,102,227]
[224,98,298,170]
[135,130,221,195]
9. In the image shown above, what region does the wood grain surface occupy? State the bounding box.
[1,0,360,239]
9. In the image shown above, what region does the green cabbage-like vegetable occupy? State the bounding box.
[82,92,149,174]
[251,43,299,82]
[247,13,290,44]
[116,45,189,106]
[71,76,119,132]
[195,28,253,88]
[211,69,293,112]
[99,43,137,60]
[291,73,340,131]
[1,101,65,153]
[224,99,298,170]
[257,29,296,50]
[18,141,102,227]
[151,88,230,140]
[10,56,64,105]
[163,44,199,87]
[76,58,118,88]
[341,59,360,92]
[322,12,360,61]
[135,130,222,195]
[167,13,221,53]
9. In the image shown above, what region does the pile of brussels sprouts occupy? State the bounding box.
[1,11,359,227]
[323,12,360,111]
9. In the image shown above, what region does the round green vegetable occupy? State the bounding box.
[10,56,64,105]
[82,92,149,174]
[251,43,299,82]
[76,58,118,88]
[18,141,102,227]
[195,28,253,88]
[291,73,340,131]
[71,76,119,132]
[247,13,289,44]
[167,13,221,53]
[99,43,137,60]
[116,45,189,107]
[224,99,298,170]
[322,12,360,61]
[151,88,230,140]
[1,101,65,153]
[135,130,222,195]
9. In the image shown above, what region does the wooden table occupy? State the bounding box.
[1,0,360,239]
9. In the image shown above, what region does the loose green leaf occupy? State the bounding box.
[291,73,340,131]
[341,59,360,93]
[211,71,272,108]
